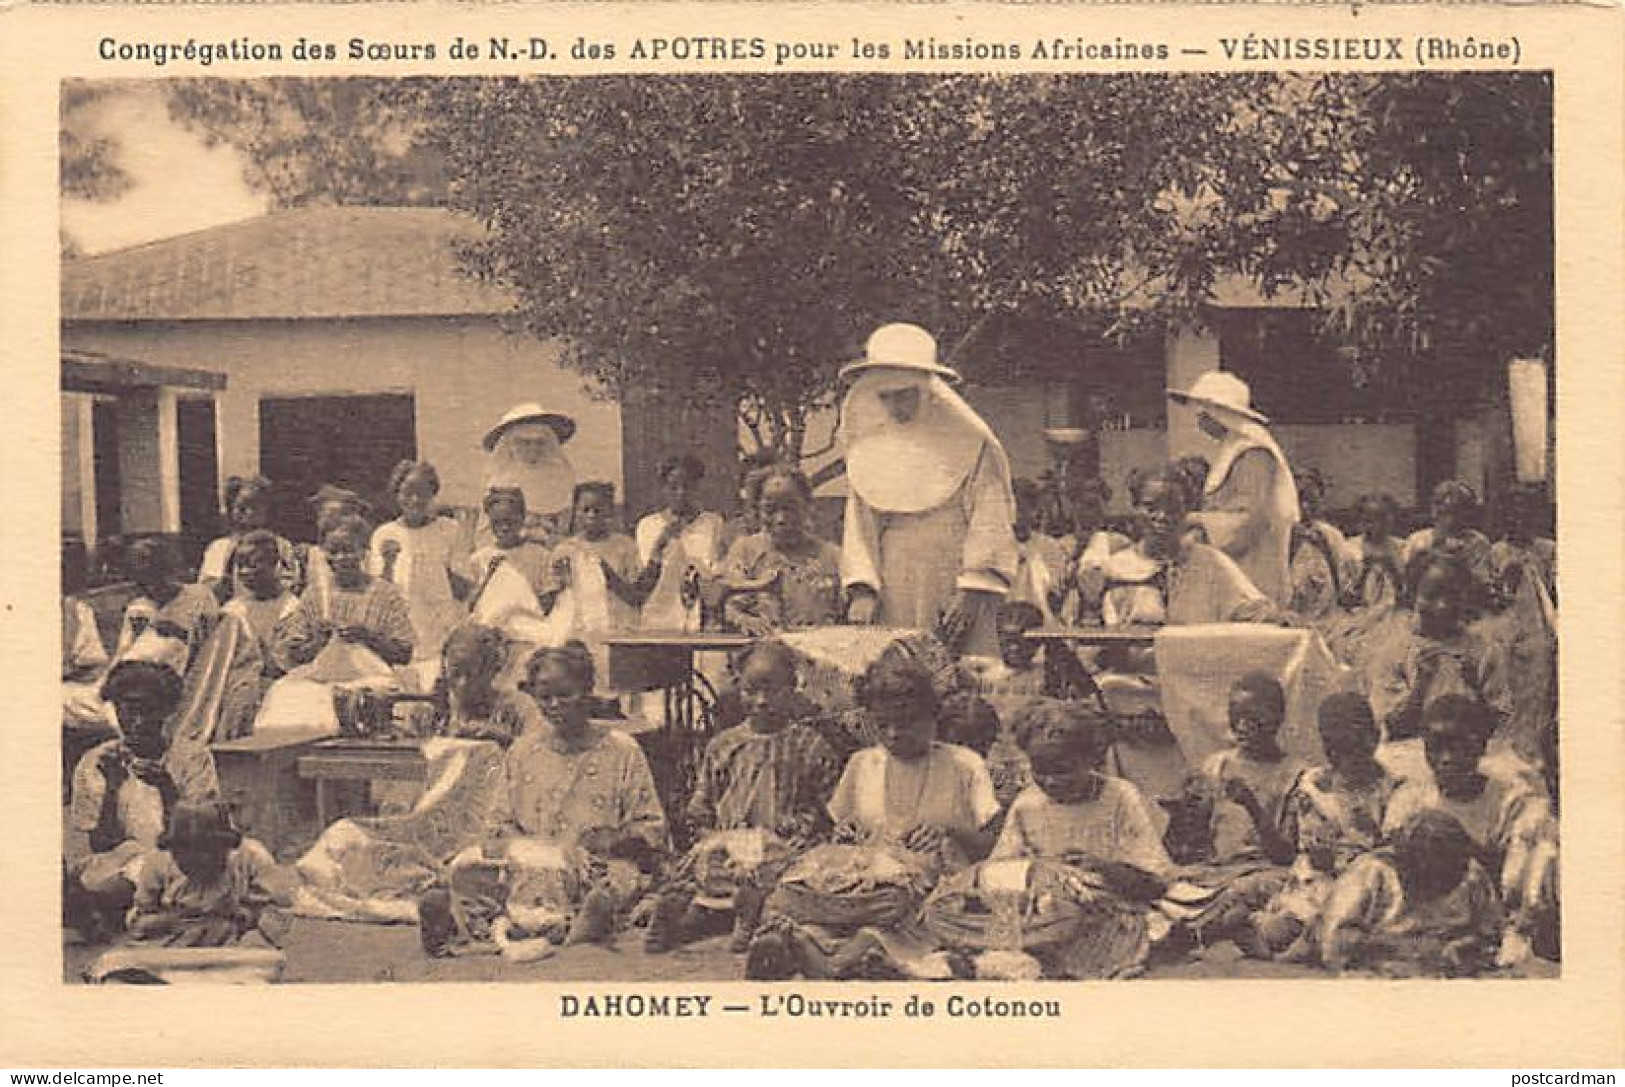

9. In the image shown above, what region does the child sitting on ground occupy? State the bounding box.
[1167,671,1305,953]
[958,701,1174,979]
[1248,691,1400,960]
[125,801,296,948]
[65,657,185,941]
[646,640,841,953]
[1318,809,1503,976]
[1383,694,1558,965]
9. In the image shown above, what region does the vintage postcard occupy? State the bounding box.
[1,0,1621,1069]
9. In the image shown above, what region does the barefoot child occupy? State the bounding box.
[430,643,666,956]
[65,659,185,940]
[1250,691,1400,959]
[1319,809,1503,976]
[1169,671,1305,952]
[1383,695,1558,965]
[924,701,1173,979]
[646,640,841,953]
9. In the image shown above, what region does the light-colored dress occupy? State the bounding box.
[1197,438,1298,607]
[1096,541,1275,629]
[1010,533,1071,625]
[636,509,725,631]
[469,541,552,599]
[828,742,1000,873]
[369,518,468,665]
[537,533,643,685]
[992,779,1173,877]
[212,593,299,741]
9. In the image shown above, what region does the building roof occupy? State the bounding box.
[62,348,227,393]
[62,205,515,322]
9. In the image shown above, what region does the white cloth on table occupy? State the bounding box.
[1151,624,1346,772]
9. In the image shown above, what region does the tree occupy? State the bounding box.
[425,74,1295,461]
[165,78,447,208]
[60,81,137,257]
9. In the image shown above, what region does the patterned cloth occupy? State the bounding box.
[1318,851,1502,974]
[687,722,841,834]
[721,532,844,632]
[272,577,416,672]
[498,723,667,850]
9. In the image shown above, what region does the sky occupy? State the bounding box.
[60,83,269,256]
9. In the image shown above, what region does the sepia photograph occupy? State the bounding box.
[56,69,1561,991]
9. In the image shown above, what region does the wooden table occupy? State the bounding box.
[602,630,754,844]
[296,739,430,827]
[212,729,329,860]
[1024,625,1159,699]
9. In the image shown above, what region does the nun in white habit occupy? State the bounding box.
[839,323,1020,658]
[477,404,578,549]
[1167,371,1300,607]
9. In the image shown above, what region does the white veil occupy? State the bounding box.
[483,422,576,518]
[840,369,1006,513]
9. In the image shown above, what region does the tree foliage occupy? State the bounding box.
[137,73,1551,455]
[60,82,137,256]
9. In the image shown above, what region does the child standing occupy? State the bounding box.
[1288,468,1352,623]
[1009,477,1070,625]
[370,461,470,684]
[299,485,371,598]
[636,454,726,632]
[468,487,552,601]
[538,482,659,685]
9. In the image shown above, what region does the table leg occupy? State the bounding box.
[315,780,330,830]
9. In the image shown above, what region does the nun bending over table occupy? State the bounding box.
[839,323,1020,658]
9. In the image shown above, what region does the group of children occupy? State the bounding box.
[61,445,1559,981]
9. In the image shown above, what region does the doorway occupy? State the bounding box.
[259,393,417,542]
